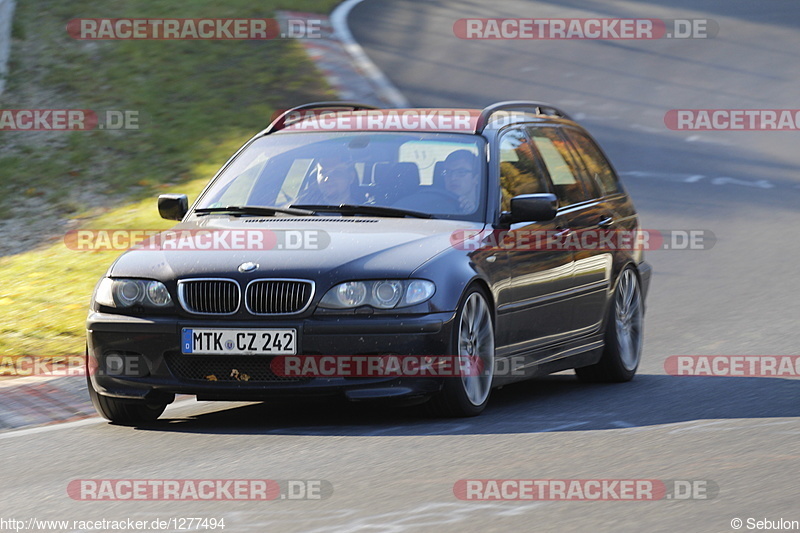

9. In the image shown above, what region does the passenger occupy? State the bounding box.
[442,150,481,212]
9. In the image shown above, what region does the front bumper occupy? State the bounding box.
[87,311,456,403]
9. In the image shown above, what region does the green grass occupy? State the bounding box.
[0,0,342,355]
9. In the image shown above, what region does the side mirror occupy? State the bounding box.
[506,193,558,223]
[158,194,188,221]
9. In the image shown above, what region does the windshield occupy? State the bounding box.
[194,131,487,221]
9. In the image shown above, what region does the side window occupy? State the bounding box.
[563,129,621,196]
[526,127,590,206]
[274,158,313,204]
[498,128,549,212]
[209,154,269,207]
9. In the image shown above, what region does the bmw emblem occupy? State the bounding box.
[238,262,258,273]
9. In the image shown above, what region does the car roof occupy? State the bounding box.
[263,101,579,136]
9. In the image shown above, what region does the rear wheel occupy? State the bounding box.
[428,287,495,417]
[576,267,643,382]
[87,371,167,425]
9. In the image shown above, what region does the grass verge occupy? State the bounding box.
[0,0,342,355]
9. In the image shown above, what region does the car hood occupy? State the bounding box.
[109,216,485,281]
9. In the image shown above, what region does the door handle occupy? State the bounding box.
[597,217,614,229]
[553,227,571,239]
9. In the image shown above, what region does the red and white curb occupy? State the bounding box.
[0,375,96,430]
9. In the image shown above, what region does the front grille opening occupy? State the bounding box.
[246,280,313,315]
[179,279,240,315]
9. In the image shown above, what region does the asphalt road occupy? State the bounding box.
[3,2,800,532]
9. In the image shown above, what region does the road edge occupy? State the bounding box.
[330,0,410,108]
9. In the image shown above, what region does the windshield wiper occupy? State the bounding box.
[289,204,432,219]
[194,205,317,217]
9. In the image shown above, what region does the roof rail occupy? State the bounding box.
[266,101,382,133]
[475,100,571,133]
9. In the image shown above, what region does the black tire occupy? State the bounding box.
[428,286,495,417]
[576,267,643,383]
[87,372,167,425]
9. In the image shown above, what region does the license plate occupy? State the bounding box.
[181,328,296,355]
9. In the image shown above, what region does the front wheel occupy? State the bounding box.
[87,372,167,425]
[428,288,495,417]
[576,267,643,383]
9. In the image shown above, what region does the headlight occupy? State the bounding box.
[94,278,173,309]
[335,281,368,307]
[403,280,436,306]
[319,280,435,309]
[145,280,172,306]
[373,280,403,308]
[116,280,142,306]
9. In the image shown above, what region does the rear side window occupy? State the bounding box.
[526,127,588,206]
[498,128,550,212]
[563,129,621,196]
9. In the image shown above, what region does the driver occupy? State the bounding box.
[442,150,480,213]
[295,158,361,205]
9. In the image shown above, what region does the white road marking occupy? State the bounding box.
[0,374,78,388]
[710,176,774,188]
[668,419,797,434]
[611,420,636,428]
[0,416,104,440]
[620,170,778,189]
[539,421,589,432]
[0,397,199,440]
[685,134,734,146]
[419,423,473,435]
[330,0,410,107]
